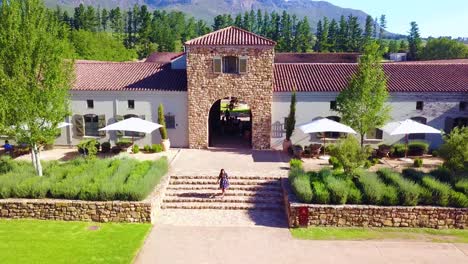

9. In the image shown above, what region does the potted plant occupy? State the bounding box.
[158,104,170,151]
[283,91,296,152]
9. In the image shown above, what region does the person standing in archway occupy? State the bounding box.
[217,169,230,198]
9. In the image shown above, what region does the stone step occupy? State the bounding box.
[165,189,282,198]
[161,202,283,211]
[171,175,282,180]
[163,196,283,204]
[165,185,282,191]
[168,179,281,186]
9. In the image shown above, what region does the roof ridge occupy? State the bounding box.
[185,26,276,46]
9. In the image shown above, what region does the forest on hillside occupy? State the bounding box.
[51,3,468,61]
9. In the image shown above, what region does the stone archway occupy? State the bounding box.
[186,45,274,149]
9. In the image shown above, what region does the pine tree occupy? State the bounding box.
[407,21,422,60]
[364,15,374,42]
[314,20,323,52]
[328,19,338,52]
[255,9,263,34]
[101,8,109,31]
[399,40,408,52]
[337,15,348,52]
[320,17,330,52]
[347,15,363,52]
[234,14,242,28]
[379,14,387,39]
[295,17,312,52]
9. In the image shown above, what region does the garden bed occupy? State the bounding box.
[0,156,168,201]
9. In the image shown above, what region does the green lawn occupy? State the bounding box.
[0,219,152,264]
[291,227,468,243]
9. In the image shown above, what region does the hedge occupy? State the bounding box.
[0,157,168,201]
[377,168,421,206]
[290,171,313,203]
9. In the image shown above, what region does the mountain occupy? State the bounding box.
[46,0,393,34]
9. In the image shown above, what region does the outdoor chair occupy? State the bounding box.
[377,144,391,158]
[309,144,322,158]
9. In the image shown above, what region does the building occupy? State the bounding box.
[56,27,468,150]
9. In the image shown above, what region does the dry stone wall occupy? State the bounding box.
[0,199,151,223]
[186,45,274,149]
[282,179,468,229]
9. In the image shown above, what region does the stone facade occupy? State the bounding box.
[186,46,275,149]
[282,179,468,229]
[0,199,151,223]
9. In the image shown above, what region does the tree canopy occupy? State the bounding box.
[421,38,468,60]
[0,0,73,175]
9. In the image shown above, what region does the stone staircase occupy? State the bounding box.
[161,175,284,211]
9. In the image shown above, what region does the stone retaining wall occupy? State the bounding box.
[281,179,468,229]
[0,199,151,223]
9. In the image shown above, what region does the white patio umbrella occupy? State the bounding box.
[298,118,357,159]
[381,119,441,159]
[99,117,162,144]
[57,122,72,128]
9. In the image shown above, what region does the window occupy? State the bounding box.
[84,114,99,137]
[366,128,383,140]
[213,56,222,73]
[223,56,239,74]
[409,116,427,140]
[124,114,140,137]
[416,101,424,110]
[460,101,467,111]
[239,56,248,74]
[330,101,337,110]
[87,100,94,109]
[128,100,135,109]
[165,114,176,129]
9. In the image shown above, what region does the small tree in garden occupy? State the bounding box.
[335,41,391,148]
[157,104,168,140]
[329,135,370,175]
[438,127,468,173]
[0,0,73,176]
[285,91,296,141]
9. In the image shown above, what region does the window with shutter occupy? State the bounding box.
[98,115,106,137]
[74,115,84,137]
[239,56,247,73]
[223,56,239,73]
[213,56,222,73]
[84,114,99,137]
[115,115,124,137]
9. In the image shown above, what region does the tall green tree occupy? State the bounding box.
[421,38,468,60]
[337,15,348,51]
[328,19,338,51]
[0,0,73,176]
[335,41,391,147]
[379,14,386,39]
[407,21,422,60]
[285,91,296,141]
[364,15,374,42]
[347,15,363,52]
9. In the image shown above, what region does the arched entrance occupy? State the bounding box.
[208,97,252,148]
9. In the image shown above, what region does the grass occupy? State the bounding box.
[291,227,468,243]
[0,219,151,264]
[220,102,251,114]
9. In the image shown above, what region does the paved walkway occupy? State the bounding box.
[135,225,468,264]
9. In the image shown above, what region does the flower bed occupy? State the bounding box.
[0,156,168,201]
[288,166,468,208]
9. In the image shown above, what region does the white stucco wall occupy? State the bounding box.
[55,91,188,147]
[271,92,468,150]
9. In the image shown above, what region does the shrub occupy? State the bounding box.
[421,176,451,206]
[347,186,362,204]
[391,143,406,158]
[289,159,303,170]
[355,170,387,205]
[290,171,313,203]
[158,104,168,140]
[77,139,99,157]
[377,168,421,206]
[454,179,468,195]
[448,191,468,208]
[430,167,454,183]
[132,145,140,154]
[438,126,468,173]
[318,168,333,179]
[328,156,342,169]
[311,180,330,204]
[413,158,423,168]
[150,144,163,153]
[324,176,349,204]
[101,142,111,153]
[329,135,369,174]
[408,141,429,156]
[143,145,151,153]
[0,156,15,174]
[402,168,425,182]
[382,185,399,205]
[116,139,132,149]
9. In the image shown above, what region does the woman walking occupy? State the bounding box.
[217,169,230,198]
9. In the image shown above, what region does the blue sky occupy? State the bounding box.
[325,0,468,38]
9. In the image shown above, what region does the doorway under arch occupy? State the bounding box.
[208,97,252,148]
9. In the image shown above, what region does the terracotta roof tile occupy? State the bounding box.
[185,26,276,46]
[145,52,185,63]
[73,62,187,92]
[274,62,468,93]
[275,53,360,63]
